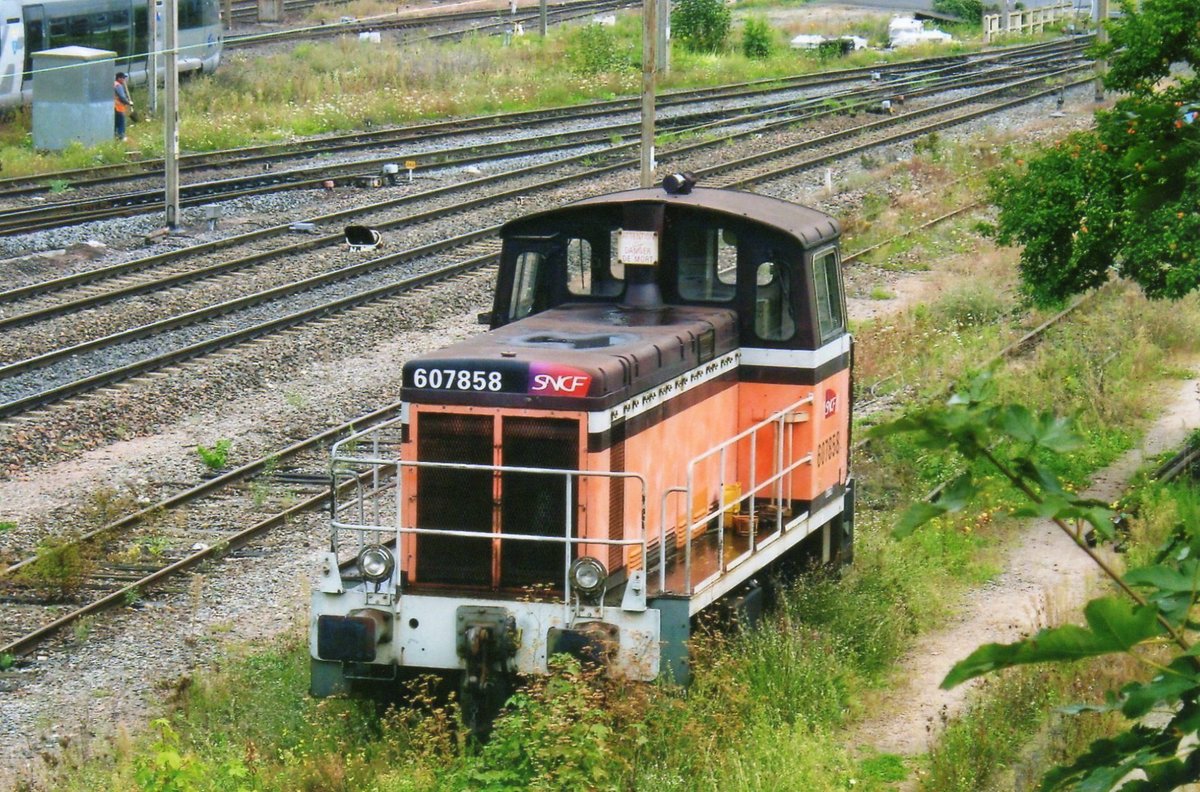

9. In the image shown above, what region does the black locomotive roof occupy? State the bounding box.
[501,186,841,250]
[402,303,739,411]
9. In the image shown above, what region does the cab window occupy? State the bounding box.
[566,236,623,298]
[677,226,736,302]
[509,251,543,321]
[812,247,845,342]
[754,261,795,341]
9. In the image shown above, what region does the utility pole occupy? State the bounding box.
[1094,0,1108,102]
[640,0,657,187]
[539,0,547,36]
[164,0,180,229]
[656,0,669,73]
[147,0,158,116]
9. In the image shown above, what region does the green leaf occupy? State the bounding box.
[892,502,948,539]
[1119,671,1199,719]
[1032,412,1084,453]
[1082,597,1163,649]
[999,404,1040,443]
[942,598,1162,689]
[1124,561,1200,593]
[936,472,977,512]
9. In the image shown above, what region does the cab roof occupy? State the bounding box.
[501,185,841,250]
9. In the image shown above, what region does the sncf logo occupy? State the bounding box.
[529,364,592,397]
[824,388,838,418]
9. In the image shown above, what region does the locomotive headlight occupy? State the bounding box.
[357,545,395,583]
[569,556,607,598]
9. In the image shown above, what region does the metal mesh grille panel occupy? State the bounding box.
[416,413,493,586]
[500,417,578,588]
[608,432,625,571]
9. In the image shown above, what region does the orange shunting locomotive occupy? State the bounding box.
[311,177,853,722]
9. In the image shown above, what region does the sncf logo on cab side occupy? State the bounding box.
[824,388,838,418]
[529,363,592,397]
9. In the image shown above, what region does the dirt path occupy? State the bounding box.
[846,374,1200,785]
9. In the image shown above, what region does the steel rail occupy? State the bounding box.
[0,60,1089,339]
[0,68,1092,424]
[0,46,1089,301]
[0,37,1088,199]
[0,247,499,421]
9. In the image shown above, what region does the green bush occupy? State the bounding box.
[565,23,632,75]
[469,656,615,789]
[671,0,731,53]
[196,439,232,471]
[740,16,774,60]
[18,536,94,596]
[932,0,984,23]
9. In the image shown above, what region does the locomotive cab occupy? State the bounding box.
[311,183,853,721]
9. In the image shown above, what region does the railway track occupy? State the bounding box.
[227,0,633,45]
[0,43,1089,318]
[0,400,405,658]
[0,37,1089,234]
[0,66,1094,428]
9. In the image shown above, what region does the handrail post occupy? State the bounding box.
[749,428,757,551]
[717,447,726,573]
[395,460,405,591]
[684,467,694,594]
[563,470,574,623]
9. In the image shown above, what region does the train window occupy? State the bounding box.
[180,0,199,28]
[48,19,67,45]
[812,247,845,342]
[26,20,44,52]
[677,227,736,302]
[754,261,796,341]
[566,237,623,298]
[509,251,543,321]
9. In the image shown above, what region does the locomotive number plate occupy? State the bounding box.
[408,367,504,392]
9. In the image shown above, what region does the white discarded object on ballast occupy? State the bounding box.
[888,16,954,47]
[789,33,825,49]
[790,33,868,51]
[345,225,383,251]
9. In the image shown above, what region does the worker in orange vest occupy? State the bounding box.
[114,72,133,141]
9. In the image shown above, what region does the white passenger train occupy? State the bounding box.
[0,0,223,107]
